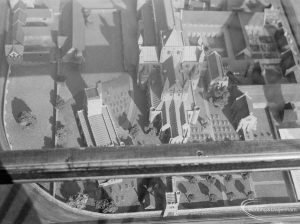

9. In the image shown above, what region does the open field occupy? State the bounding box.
[5,64,55,150]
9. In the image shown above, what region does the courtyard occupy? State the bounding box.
[4,64,55,150]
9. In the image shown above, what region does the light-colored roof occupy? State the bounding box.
[88,106,119,147]
[238,84,300,105]
[279,128,300,139]
[163,28,184,47]
[139,46,159,63]
[182,46,200,62]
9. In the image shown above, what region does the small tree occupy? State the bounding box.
[207,78,230,109]
[241,172,250,180]
[224,174,233,182]
[226,192,235,201]
[56,122,67,145]
[67,193,88,209]
[95,199,118,214]
[206,175,216,185]
[247,191,255,200]
[129,123,140,139]
[17,111,37,129]
[209,193,217,202]
[187,176,197,184]
[55,95,65,110]
[187,193,195,203]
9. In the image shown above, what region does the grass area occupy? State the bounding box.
[5,64,55,150]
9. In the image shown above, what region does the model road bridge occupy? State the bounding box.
[1,140,300,183]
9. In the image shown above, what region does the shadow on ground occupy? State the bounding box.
[11,97,31,122]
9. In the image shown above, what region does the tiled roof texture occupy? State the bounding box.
[139,46,159,63]
[102,106,119,145]
[13,9,27,25]
[88,114,111,146]
[163,28,184,47]
[77,110,94,146]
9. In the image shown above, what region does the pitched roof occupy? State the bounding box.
[87,106,119,147]
[141,1,156,45]
[13,9,27,25]
[152,0,175,32]
[238,12,264,28]
[163,28,183,47]
[139,46,159,63]
[77,110,94,146]
[207,51,224,81]
[12,22,25,44]
[182,46,200,62]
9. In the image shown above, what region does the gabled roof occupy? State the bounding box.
[13,0,26,12]
[139,46,159,63]
[163,28,183,47]
[13,9,27,25]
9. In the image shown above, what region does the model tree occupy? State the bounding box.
[226,192,235,201]
[95,199,118,214]
[207,78,230,109]
[209,193,217,202]
[129,123,140,139]
[55,95,65,110]
[187,193,195,203]
[56,121,67,145]
[67,192,88,209]
[17,111,37,129]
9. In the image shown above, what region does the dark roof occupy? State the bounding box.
[85,87,99,99]
[141,2,156,45]
[207,51,223,81]
[152,0,174,32]
[281,50,296,72]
